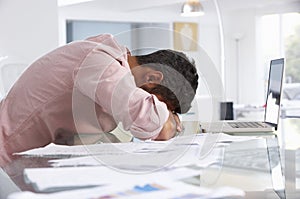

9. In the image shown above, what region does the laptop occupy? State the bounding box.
[201,58,285,134]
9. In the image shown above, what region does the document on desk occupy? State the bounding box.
[16,140,206,170]
[15,136,200,157]
[15,133,260,157]
[18,134,255,197]
[16,133,260,171]
[8,180,245,199]
[15,142,138,157]
[23,166,202,192]
[48,142,225,169]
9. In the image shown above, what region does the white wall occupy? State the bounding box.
[0,0,59,64]
[3,0,296,120]
[58,2,221,68]
[0,0,222,121]
[223,8,259,105]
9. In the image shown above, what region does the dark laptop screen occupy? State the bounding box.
[264,58,285,127]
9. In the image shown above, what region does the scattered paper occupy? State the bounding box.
[48,145,222,169]
[15,133,260,157]
[11,133,257,199]
[8,180,245,199]
[23,166,202,192]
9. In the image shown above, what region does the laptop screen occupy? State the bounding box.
[264,58,285,128]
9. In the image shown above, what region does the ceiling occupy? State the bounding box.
[58,0,300,12]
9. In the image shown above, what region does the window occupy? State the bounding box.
[259,12,300,150]
[260,13,300,84]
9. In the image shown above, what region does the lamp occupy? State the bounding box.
[181,0,205,17]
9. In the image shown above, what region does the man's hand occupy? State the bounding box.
[154,111,182,141]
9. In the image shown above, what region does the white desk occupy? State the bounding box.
[3,133,297,199]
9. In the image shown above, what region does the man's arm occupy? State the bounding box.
[154,111,182,141]
[74,48,169,140]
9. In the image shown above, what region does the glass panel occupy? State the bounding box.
[200,139,274,191]
[296,148,300,189]
[266,136,286,199]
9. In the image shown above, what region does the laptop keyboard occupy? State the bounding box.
[229,122,265,128]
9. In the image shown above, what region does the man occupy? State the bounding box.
[0,34,198,167]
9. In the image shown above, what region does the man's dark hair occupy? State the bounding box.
[135,49,199,114]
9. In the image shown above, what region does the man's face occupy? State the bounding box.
[130,65,147,87]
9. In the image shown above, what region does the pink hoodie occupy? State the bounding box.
[0,34,168,166]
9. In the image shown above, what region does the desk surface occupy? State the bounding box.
[3,137,300,199]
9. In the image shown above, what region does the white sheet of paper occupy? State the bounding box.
[15,136,201,157]
[216,133,261,143]
[15,142,164,157]
[48,145,222,169]
[23,166,202,192]
[16,133,259,157]
[8,180,245,199]
[16,133,257,173]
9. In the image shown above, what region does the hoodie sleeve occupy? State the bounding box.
[73,40,169,139]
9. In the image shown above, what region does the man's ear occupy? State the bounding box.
[145,71,163,84]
